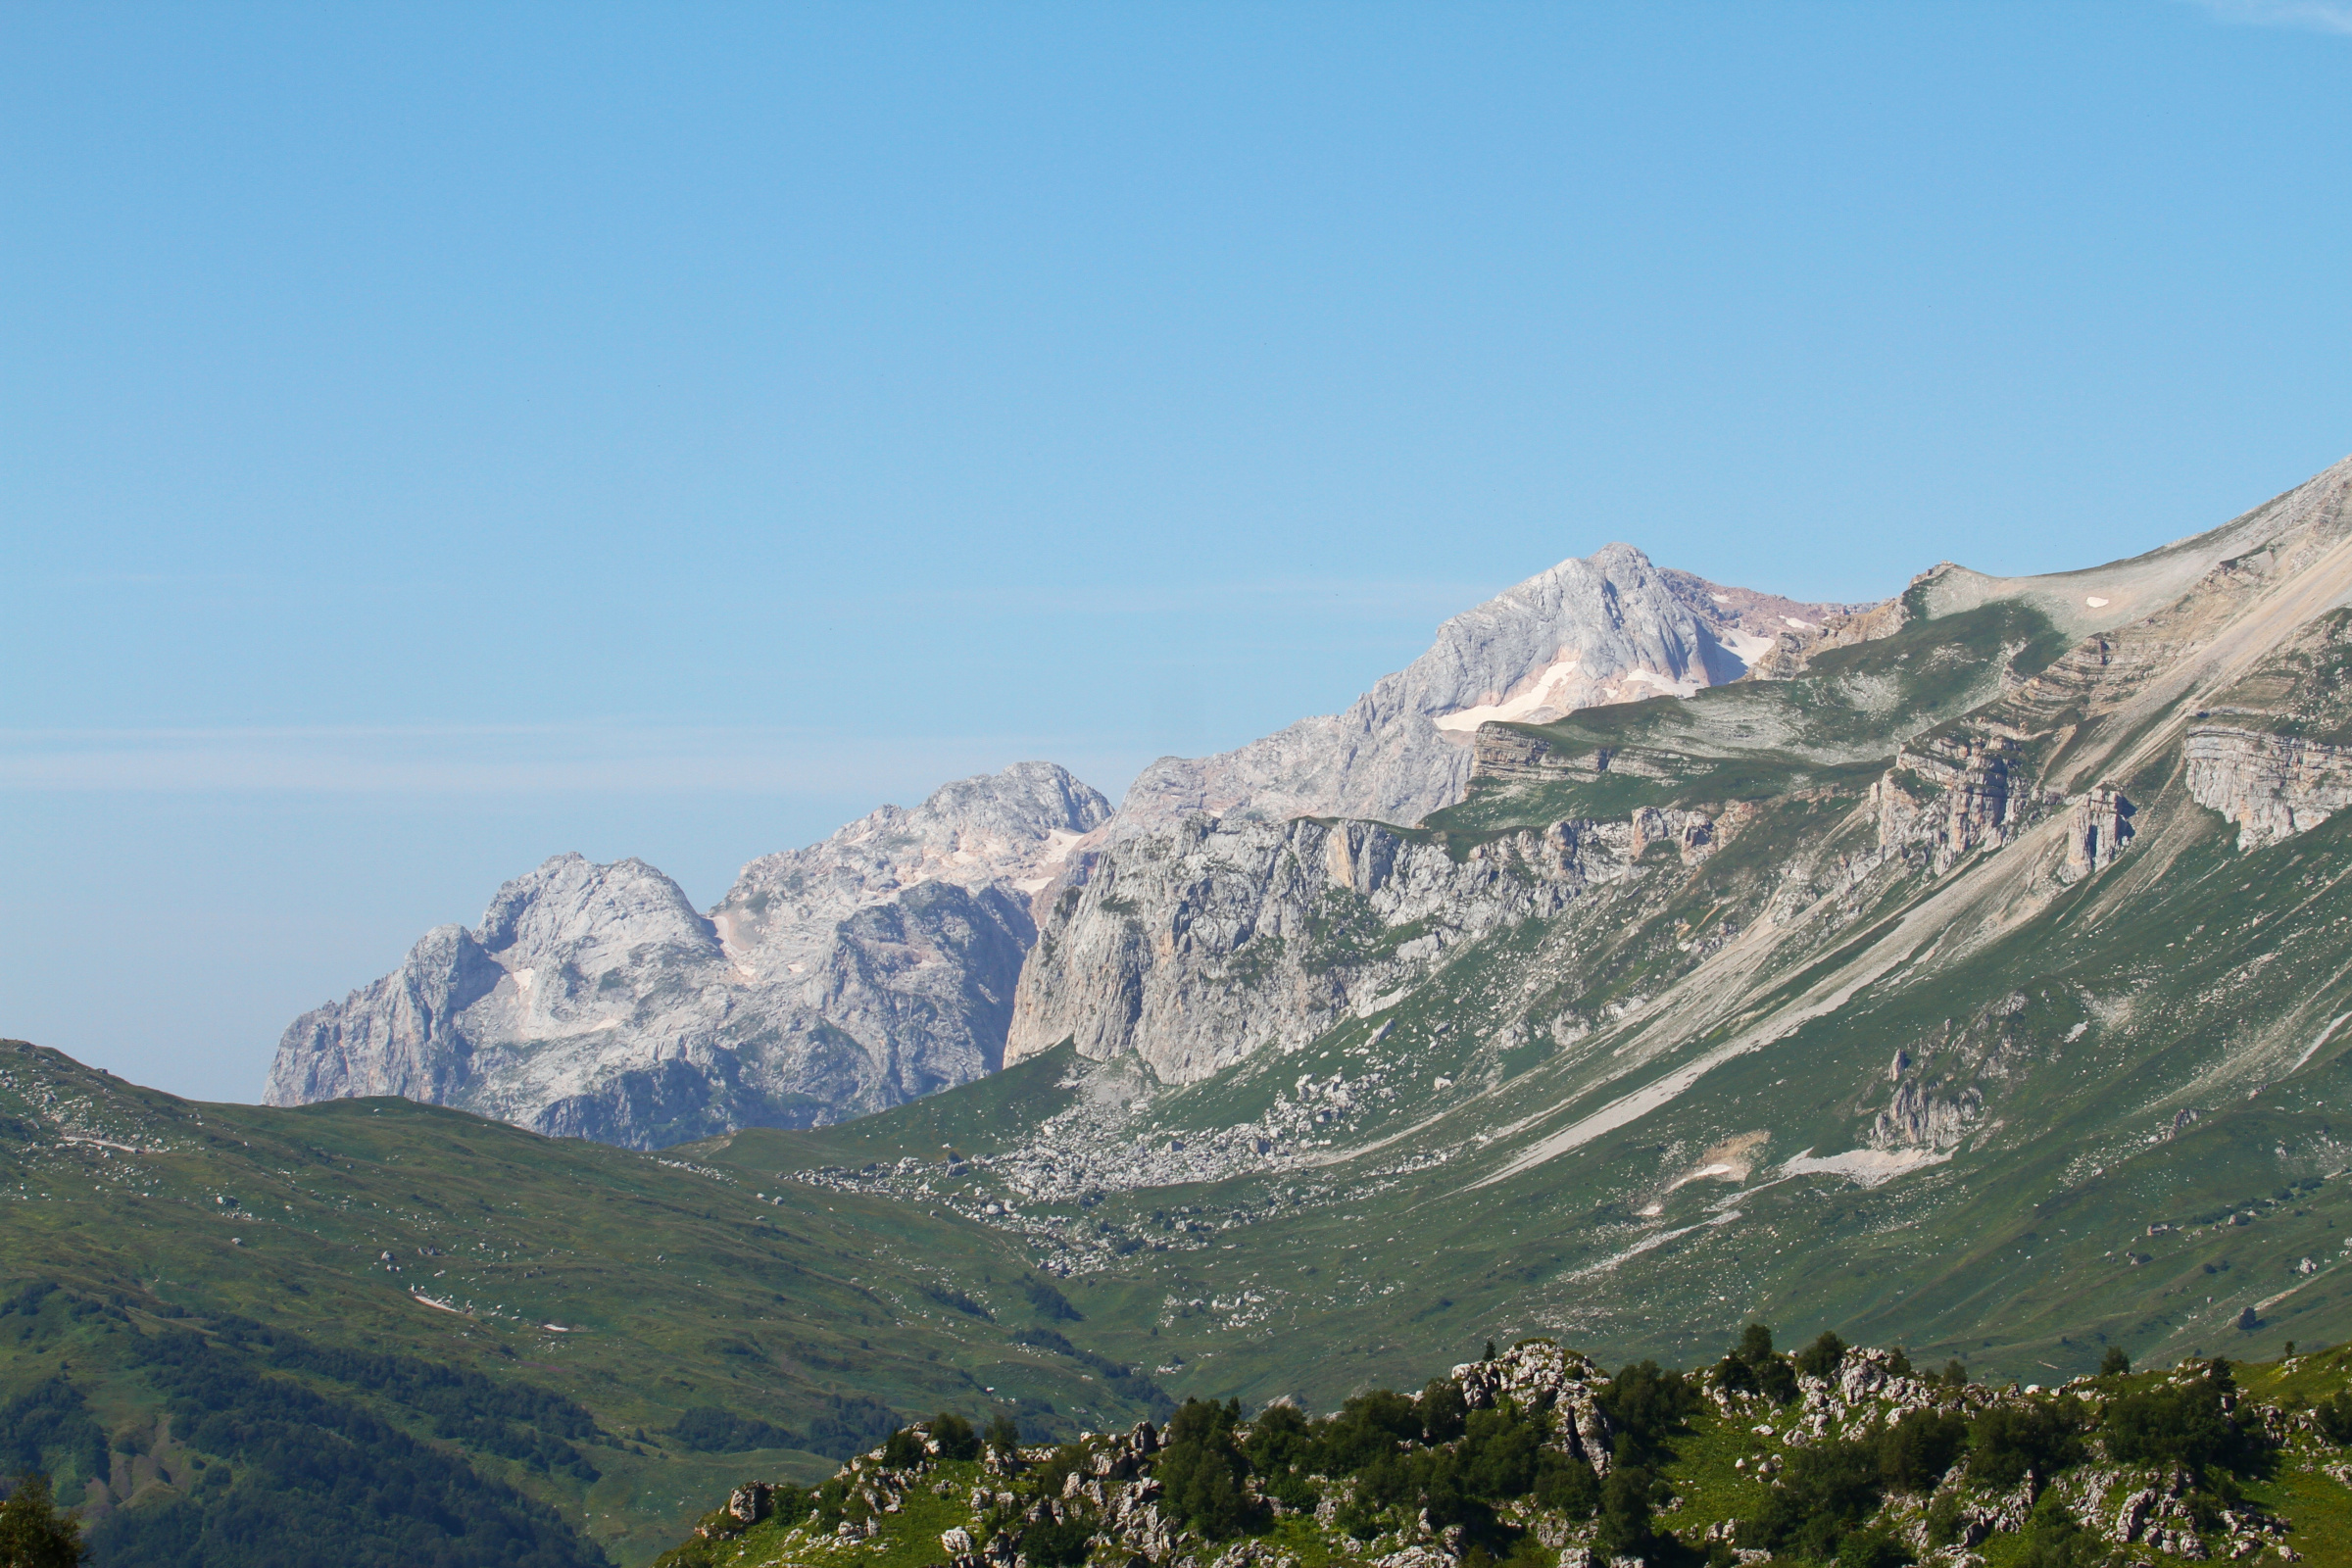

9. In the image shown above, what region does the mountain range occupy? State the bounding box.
[263,545,1856,1144]
[14,451,2352,1565]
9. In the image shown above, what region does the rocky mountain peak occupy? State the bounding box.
[265,761,1109,1146]
[1112,543,1865,836]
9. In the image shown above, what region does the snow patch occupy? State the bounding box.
[1432,653,1590,732]
[2084,596,2110,608]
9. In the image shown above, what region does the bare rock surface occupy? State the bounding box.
[265,762,1110,1146]
[1006,813,1662,1083]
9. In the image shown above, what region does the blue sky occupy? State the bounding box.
[4,1,2349,1101]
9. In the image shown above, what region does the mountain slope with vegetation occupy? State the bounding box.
[0,1043,1169,1566]
[656,1333,2352,1568]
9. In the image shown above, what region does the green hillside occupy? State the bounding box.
[0,1044,1168,1566]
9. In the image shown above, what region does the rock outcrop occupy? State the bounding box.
[266,762,1110,1146]
[2184,726,2352,850]
[1004,812,1663,1083]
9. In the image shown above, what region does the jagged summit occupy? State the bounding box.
[263,761,1109,1146]
[1112,542,1867,835]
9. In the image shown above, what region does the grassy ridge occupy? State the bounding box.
[0,1044,1167,1565]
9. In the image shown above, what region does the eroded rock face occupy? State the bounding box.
[266,763,1111,1147]
[1873,735,2054,872]
[2059,786,2134,883]
[1004,813,1655,1084]
[2184,726,2352,850]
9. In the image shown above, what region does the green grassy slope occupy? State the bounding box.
[0,1045,1167,1565]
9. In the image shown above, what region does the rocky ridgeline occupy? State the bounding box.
[266,762,1111,1147]
[661,1337,2348,1568]
[1113,546,1860,838]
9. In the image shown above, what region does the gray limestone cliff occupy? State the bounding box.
[2185,726,2352,850]
[265,761,1110,1146]
[1006,810,1707,1083]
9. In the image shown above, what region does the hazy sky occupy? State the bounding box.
[5,2,2350,1102]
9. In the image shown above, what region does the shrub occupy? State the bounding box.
[1022,1512,1097,1567]
[2313,1391,2352,1446]
[1597,1361,1700,1469]
[1419,1378,1468,1444]
[1836,1528,1914,1568]
[2016,1489,2099,1568]
[2102,1382,2232,1470]
[1531,1450,1599,1518]
[986,1411,1021,1454]
[1880,1408,1967,1494]
[1968,1402,2081,1488]
[1756,1356,1801,1405]
[932,1411,981,1462]
[1743,1434,1882,1560]
[1243,1402,1311,1474]
[2099,1346,2131,1376]
[1156,1398,1261,1540]
[1313,1390,1422,1475]
[1593,1466,1663,1561]
[881,1426,926,1469]
[1457,1404,1542,1499]
[1796,1331,1849,1381]
[1719,1324,1799,1403]
[1925,1491,1966,1547]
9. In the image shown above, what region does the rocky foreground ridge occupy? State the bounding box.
[662,1334,2352,1568]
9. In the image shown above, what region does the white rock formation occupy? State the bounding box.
[265,762,1110,1145]
[2184,727,2352,849]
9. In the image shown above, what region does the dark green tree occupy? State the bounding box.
[1419,1379,1468,1445]
[1597,1362,1699,1470]
[1593,1467,1662,1561]
[0,1475,85,1568]
[2102,1380,2233,1470]
[2099,1346,2131,1377]
[1796,1331,1849,1381]
[1742,1434,1883,1560]
[931,1412,980,1462]
[1879,1409,1968,1494]
[1156,1399,1260,1540]
[1967,1402,2081,1488]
